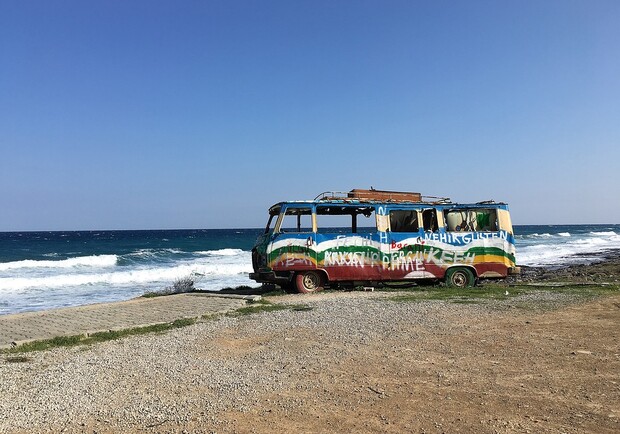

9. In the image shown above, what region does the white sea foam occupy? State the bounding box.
[196,248,244,256]
[127,249,158,258]
[517,230,620,266]
[0,259,252,292]
[124,248,186,261]
[531,233,553,238]
[0,255,118,271]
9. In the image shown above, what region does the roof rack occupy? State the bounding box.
[314,189,451,204]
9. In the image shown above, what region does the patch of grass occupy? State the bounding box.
[227,301,312,317]
[245,298,270,305]
[219,285,257,292]
[2,318,197,354]
[387,283,620,304]
[87,318,197,343]
[5,355,32,363]
[389,285,527,303]
[143,275,198,298]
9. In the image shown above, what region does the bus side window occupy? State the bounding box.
[475,209,498,231]
[445,209,498,232]
[390,210,419,232]
[422,209,438,232]
[316,206,376,234]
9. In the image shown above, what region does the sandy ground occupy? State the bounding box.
[218,293,620,434]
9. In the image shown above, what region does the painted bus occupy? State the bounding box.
[250,189,520,293]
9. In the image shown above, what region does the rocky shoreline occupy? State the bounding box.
[510,250,620,284]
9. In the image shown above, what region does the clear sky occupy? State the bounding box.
[1,0,619,230]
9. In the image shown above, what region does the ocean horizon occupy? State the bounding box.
[1,224,619,315]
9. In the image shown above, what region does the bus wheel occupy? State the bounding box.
[295,271,325,293]
[445,268,476,288]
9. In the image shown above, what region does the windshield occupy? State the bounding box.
[264,205,281,233]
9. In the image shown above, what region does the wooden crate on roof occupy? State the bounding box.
[348,189,422,202]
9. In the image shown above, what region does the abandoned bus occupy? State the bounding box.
[250,189,520,293]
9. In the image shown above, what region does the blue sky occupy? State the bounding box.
[1,0,619,230]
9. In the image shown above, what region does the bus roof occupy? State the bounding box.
[268,190,507,213]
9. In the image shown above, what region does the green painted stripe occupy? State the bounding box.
[269,242,515,266]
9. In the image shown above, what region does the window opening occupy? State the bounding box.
[316,206,376,234]
[445,209,498,232]
[389,210,419,232]
[422,209,439,232]
[265,206,280,233]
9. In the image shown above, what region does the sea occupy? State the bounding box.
[1,224,620,315]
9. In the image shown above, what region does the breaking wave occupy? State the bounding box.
[517,229,620,266]
[0,261,252,292]
[196,248,244,256]
[0,255,118,271]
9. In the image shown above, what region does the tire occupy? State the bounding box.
[295,271,325,294]
[445,267,476,288]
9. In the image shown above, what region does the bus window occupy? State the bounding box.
[316,206,375,234]
[264,206,280,233]
[278,207,313,233]
[422,209,439,232]
[389,210,419,232]
[445,209,498,232]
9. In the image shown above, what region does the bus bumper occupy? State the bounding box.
[250,271,292,285]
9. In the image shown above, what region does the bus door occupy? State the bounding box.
[387,208,427,279]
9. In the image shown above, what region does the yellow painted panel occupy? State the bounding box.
[497,209,514,234]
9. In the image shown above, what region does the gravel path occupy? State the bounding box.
[0,290,617,433]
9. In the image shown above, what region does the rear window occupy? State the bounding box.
[444,209,498,232]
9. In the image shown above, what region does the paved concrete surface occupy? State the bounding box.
[0,293,254,349]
